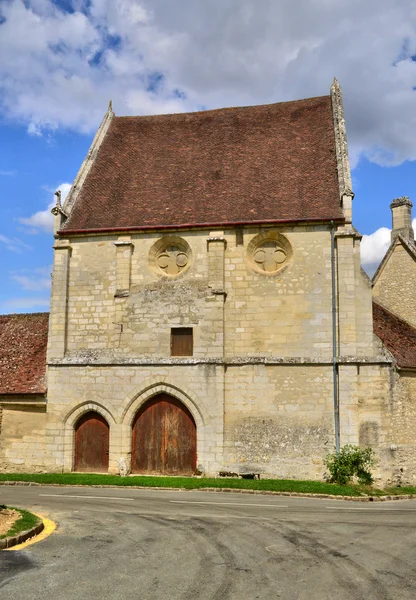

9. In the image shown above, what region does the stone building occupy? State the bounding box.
[1,79,415,484]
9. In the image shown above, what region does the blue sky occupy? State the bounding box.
[1,0,416,313]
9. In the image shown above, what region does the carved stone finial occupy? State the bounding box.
[331,79,353,199]
[51,189,68,223]
[108,100,113,113]
[51,190,62,216]
[331,77,340,92]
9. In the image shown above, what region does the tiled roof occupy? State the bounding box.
[63,95,343,232]
[0,313,49,395]
[373,301,416,368]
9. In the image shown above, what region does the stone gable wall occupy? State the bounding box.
[373,242,416,329]
[49,225,375,362]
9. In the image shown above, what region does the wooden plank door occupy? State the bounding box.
[132,394,196,475]
[74,411,109,472]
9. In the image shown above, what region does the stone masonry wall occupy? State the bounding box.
[0,405,46,473]
[223,364,334,479]
[385,371,416,485]
[50,225,376,362]
[373,241,416,329]
[2,222,401,479]
[223,362,396,481]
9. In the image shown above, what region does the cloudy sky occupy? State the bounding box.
[1,0,416,312]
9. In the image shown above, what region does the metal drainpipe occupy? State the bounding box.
[330,220,340,453]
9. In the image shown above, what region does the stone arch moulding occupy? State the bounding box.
[63,401,117,429]
[62,401,117,473]
[121,382,206,474]
[121,382,205,432]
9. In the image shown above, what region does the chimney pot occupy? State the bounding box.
[390,196,414,243]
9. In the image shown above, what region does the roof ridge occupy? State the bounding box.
[113,94,331,120]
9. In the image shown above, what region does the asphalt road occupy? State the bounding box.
[1,486,415,600]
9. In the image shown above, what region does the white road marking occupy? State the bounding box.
[176,514,274,520]
[170,500,288,508]
[326,506,416,511]
[39,494,134,501]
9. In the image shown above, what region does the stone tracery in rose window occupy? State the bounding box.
[253,241,287,273]
[157,245,189,275]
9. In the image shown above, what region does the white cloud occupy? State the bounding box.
[11,266,51,292]
[361,227,391,277]
[0,266,52,314]
[0,233,31,253]
[19,182,72,233]
[0,169,16,176]
[360,217,416,277]
[0,1,415,166]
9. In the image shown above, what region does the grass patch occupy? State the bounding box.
[0,473,414,497]
[0,472,365,496]
[0,506,40,539]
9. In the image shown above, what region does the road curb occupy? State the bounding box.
[0,518,44,550]
[0,480,415,501]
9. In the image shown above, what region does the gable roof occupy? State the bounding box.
[61,95,344,233]
[372,234,416,285]
[0,313,49,395]
[373,301,416,368]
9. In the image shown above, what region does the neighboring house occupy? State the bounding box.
[0,80,415,484]
[371,197,416,483]
[0,313,48,469]
[373,196,416,329]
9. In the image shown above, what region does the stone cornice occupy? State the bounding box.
[48,355,392,367]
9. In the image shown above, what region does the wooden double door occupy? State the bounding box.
[132,394,196,475]
[74,411,109,472]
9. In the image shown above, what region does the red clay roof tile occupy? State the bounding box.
[0,313,49,395]
[373,301,416,369]
[63,95,343,232]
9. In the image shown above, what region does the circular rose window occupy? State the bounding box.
[248,232,292,275]
[149,236,192,277]
[253,241,287,273]
[157,245,189,275]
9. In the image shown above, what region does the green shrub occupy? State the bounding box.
[324,445,375,485]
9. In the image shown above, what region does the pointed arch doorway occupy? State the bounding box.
[131,393,197,475]
[74,411,109,472]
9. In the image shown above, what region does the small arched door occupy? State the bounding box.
[132,394,196,475]
[74,411,109,472]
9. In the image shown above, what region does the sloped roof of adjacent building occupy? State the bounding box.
[373,301,416,368]
[62,95,344,232]
[0,313,49,395]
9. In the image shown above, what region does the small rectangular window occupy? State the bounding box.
[171,327,193,356]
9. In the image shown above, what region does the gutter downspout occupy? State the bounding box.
[330,220,340,452]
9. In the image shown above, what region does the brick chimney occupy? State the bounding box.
[390,196,414,243]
